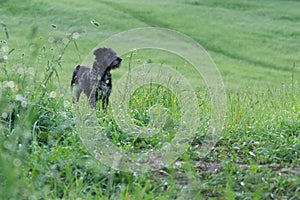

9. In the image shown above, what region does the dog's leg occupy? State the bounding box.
[102,87,111,110]
[100,72,112,110]
[89,95,96,108]
[72,86,81,103]
[102,97,108,110]
[89,86,98,108]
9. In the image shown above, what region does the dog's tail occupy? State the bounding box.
[71,65,81,87]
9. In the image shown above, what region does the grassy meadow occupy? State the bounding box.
[0,0,299,199]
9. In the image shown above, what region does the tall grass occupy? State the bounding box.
[1,32,299,199]
[1,0,300,198]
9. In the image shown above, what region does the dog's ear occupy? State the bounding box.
[93,48,117,73]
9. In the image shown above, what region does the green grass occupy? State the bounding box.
[1,0,300,199]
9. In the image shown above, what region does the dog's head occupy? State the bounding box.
[92,48,122,74]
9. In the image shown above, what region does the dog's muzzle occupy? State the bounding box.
[110,57,122,69]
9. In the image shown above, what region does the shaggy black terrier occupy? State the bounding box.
[71,48,122,109]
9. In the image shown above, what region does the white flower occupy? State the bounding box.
[62,37,70,45]
[1,46,9,52]
[2,112,8,119]
[16,94,27,108]
[6,81,15,89]
[72,32,80,39]
[249,151,255,157]
[63,100,70,108]
[17,67,25,74]
[21,101,27,108]
[27,67,35,76]
[60,112,67,118]
[15,94,26,102]
[48,36,54,43]
[49,91,56,98]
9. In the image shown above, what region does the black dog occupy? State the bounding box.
[71,48,122,109]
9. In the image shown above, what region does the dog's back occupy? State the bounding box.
[71,65,95,103]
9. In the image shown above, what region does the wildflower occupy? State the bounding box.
[13,158,21,167]
[6,81,15,89]
[29,44,36,52]
[49,91,56,98]
[2,112,8,119]
[63,100,70,108]
[60,112,67,118]
[16,94,28,108]
[27,67,35,75]
[72,32,80,39]
[62,37,70,45]
[16,94,26,101]
[1,46,8,52]
[21,101,27,108]
[17,66,25,74]
[48,36,55,43]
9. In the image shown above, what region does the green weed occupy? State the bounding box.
[0,0,299,199]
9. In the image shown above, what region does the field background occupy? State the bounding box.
[0,0,299,199]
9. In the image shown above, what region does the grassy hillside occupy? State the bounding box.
[1,0,299,89]
[0,0,299,199]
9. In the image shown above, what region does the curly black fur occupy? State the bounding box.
[71,48,121,109]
